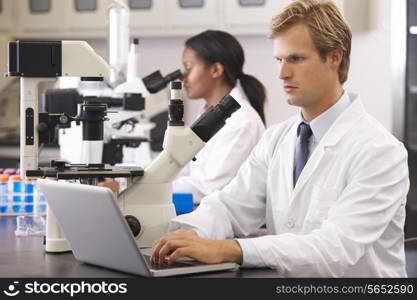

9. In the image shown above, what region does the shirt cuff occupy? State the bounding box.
[236,238,267,268]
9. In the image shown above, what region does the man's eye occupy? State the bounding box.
[275,57,282,63]
[289,56,303,62]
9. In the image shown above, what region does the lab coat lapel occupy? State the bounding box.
[278,121,298,200]
[291,95,366,200]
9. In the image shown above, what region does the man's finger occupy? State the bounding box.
[151,234,181,263]
[151,235,170,263]
[158,239,192,265]
[151,230,198,263]
[168,246,193,265]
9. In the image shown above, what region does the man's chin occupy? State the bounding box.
[286,97,300,107]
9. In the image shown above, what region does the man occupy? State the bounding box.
[151,0,409,277]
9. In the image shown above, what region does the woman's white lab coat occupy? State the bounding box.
[170,93,410,277]
[172,81,265,203]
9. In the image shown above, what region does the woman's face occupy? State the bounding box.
[182,47,216,100]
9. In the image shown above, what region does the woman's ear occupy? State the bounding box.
[210,62,225,79]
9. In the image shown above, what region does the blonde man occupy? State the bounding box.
[151,0,409,277]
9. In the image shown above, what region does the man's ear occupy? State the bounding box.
[328,48,343,70]
[210,62,225,79]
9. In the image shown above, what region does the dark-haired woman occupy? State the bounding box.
[173,30,266,204]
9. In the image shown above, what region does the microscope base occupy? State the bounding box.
[45,238,71,253]
[45,206,72,253]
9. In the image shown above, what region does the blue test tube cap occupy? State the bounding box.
[25,180,35,194]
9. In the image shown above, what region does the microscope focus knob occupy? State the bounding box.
[125,215,141,237]
[38,122,48,133]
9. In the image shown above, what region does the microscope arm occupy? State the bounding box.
[119,94,240,247]
[19,78,57,177]
[118,126,205,247]
[145,127,205,183]
[124,126,204,192]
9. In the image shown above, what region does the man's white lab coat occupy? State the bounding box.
[172,82,265,203]
[170,93,410,277]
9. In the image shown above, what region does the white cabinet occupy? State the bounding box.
[63,0,111,37]
[129,0,167,36]
[14,0,66,38]
[0,0,13,32]
[223,0,368,35]
[166,0,220,34]
[223,0,292,35]
[7,0,369,39]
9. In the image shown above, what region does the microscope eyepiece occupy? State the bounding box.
[216,94,241,120]
[166,70,182,83]
[168,81,184,126]
[142,69,182,94]
[190,94,241,143]
[170,80,182,90]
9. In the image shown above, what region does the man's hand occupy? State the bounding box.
[98,178,120,193]
[151,229,243,265]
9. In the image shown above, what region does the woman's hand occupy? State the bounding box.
[98,178,120,193]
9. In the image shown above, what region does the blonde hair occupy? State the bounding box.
[268,0,352,84]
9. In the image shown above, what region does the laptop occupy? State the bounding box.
[37,179,238,277]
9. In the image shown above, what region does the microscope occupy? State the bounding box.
[6,41,108,177]
[6,40,142,252]
[118,81,241,247]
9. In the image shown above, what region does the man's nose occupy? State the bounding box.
[278,61,291,80]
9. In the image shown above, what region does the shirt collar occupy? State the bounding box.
[297,90,351,142]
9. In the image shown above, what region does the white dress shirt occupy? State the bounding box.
[294,91,351,166]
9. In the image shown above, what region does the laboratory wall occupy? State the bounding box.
[346,0,392,131]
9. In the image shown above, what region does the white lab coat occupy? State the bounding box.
[170,93,410,277]
[172,82,265,203]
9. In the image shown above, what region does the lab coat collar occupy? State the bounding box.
[319,92,364,147]
[198,80,249,115]
[310,91,351,143]
[291,93,365,199]
[229,79,250,106]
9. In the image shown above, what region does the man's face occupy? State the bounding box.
[273,22,336,112]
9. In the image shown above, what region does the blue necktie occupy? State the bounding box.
[294,122,313,187]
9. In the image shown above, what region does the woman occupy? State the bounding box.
[101,30,266,204]
[173,30,266,203]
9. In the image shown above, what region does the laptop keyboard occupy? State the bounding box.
[143,255,203,270]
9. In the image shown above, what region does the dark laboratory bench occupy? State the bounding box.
[0,216,279,278]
